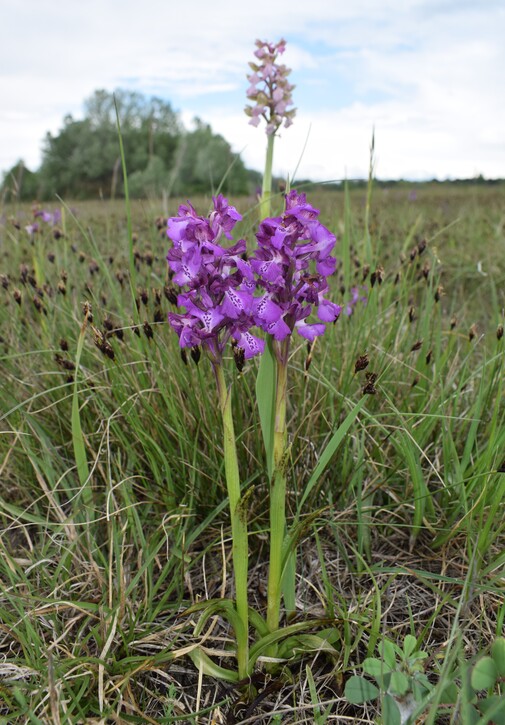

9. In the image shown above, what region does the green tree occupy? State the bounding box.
[172,119,249,196]
[39,90,180,199]
[1,160,40,201]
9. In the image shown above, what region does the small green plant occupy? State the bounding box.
[345,635,433,724]
[459,636,505,724]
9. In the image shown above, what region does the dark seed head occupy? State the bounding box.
[164,285,178,305]
[57,280,67,295]
[497,324,503,341]
[233,346,245,372]
[425,349,433,364]
[100,341,115,360]
[354,354,369,373]
[362,381,377,395]
[54,354,75,371]
[450,315,457,330]
[434,285,444,303]
[411,340,423,352]
[370,265,384,287]
[32,295,45,314]
[13,289,22,305]
[409,306,416,323]
[180,348,188,365]
[468,324,477,341]
[19,264,29,284]
[82,301,93,322]
[417,239,427,255]
[60,338,69,351]
[191,346,201,365]
[143,321,153,340]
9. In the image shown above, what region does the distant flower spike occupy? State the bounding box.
[245,39,296,135]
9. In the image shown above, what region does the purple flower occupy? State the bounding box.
[33,209,61,225]
[25,223,39,236]
[167,195,264,362]
[245,39,296,136]
[251,191,340,342]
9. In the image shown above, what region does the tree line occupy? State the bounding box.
[2,89,260,201]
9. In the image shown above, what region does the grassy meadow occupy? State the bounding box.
[0,182,504,723]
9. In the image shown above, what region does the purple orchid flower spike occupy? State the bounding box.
[166,195,264,364]
[245,39,296,136]
[251,190,341,346]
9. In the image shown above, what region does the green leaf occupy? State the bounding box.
[403,634,417,658]
[72,321,91,503]
[478,694,505,724]
[412,679,430,701]
[388,671,410,697]
[344,675,379,704]
[255,337,276,478]
[491,637,505,676]
[382,694,402,725]
[363,657,392,678]
[471,656,497,691]
[298,396,368,510]
[379,640,397,670]
[278,634,338,660]
[439,681,459,704]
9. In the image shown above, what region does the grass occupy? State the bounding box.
[0,182,504,723]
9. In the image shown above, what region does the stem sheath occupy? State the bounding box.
[213,363,249,679]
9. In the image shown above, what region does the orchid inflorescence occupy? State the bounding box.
[167,190,349,363]
[245,39,296,136]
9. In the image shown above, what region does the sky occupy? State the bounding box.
[1,0,504,183]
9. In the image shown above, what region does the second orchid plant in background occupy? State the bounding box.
[245,38,296,218]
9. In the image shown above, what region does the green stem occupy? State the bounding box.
[213,363,249,679]
[266,341,289,634]
[260,133,275,219]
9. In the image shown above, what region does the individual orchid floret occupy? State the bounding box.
[245,39,296,136]
[166,195,264,363]
[251,190,341,342]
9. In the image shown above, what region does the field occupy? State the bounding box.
[1,183,504,723]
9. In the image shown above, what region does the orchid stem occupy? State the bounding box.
[266,340,289,636]
[260,133,275,219]
[213,362,249,680]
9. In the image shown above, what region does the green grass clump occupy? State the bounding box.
[0,183,504,723]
